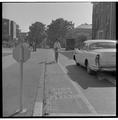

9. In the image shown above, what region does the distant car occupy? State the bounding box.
[73,40,116,74]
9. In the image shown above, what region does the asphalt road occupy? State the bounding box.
[2,48,13,57]
[2,49,47,117]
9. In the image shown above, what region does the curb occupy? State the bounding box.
[33,62,46,116]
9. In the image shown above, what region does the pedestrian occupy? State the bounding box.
[53,39,61,63]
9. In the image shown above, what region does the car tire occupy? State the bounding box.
[76,61,80,66]
[86,63,94,75]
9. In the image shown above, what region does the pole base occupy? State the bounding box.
[19,108,27,113]
[10,108,27,117]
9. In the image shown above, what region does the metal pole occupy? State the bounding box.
[9,37,27,117]
[19,41,27,113]
[20,44,23,111]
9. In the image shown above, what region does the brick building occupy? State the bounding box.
[92,2,116,40]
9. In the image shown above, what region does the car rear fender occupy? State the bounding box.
[85,52,100,68]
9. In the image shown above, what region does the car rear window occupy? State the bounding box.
[89,42,116,50]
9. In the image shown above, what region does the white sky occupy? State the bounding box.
[3,2,93,32]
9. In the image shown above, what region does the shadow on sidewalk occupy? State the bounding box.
[65,64,115,89]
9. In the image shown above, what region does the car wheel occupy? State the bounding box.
[76,61,80,66]
[86,63,94,74]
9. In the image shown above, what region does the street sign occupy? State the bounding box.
[11,43,30,115]
[13,43,31,63]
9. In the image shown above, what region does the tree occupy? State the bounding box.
[75,34,87,48]
[27,22,46,51]
[47,18,74,48]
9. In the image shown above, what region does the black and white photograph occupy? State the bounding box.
[2,1,116,117]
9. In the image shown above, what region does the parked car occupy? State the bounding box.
[73,40,116,74]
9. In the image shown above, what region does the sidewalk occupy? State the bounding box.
[33,50,99,116]
[45,63,97,116]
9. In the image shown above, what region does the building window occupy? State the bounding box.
[98,30,103,39]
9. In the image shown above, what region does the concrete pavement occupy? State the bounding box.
[33,49,98,116]
[37,49,115,116]
[44,63,97,116]
[2,49,46,117]
[2,49,116,117]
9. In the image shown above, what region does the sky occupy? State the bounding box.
[3,2,93,32]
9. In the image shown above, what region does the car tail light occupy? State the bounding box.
[95,54,100,67]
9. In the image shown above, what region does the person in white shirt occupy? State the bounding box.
[53,39,61,63]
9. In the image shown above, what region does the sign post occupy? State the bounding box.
[20,54,23,111]
[12,41,31,115]
[19,43,27,113]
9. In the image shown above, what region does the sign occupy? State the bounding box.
[11,43,30,115]
[13,43,31,63]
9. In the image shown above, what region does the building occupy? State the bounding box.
[2,18,20,47]
[74,23,92,48]
[16,24,20,40]
[20,32,28,41]
[10,20,17,41]
[92,2,116,40]
[75,23,92,39]
[2,18,18,41]
[2,18,11,41]
[65,23,92,49]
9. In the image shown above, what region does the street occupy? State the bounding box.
[2,2,116,118]
[2,49,116,117]
[2,49,47,116]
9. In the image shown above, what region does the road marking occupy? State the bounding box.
[58,60,97,115]
[33,102,43,116]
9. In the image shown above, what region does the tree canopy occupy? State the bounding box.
[47,18,74,47]
[27,22,46,51]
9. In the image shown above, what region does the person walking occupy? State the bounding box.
[54,39,61,63]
